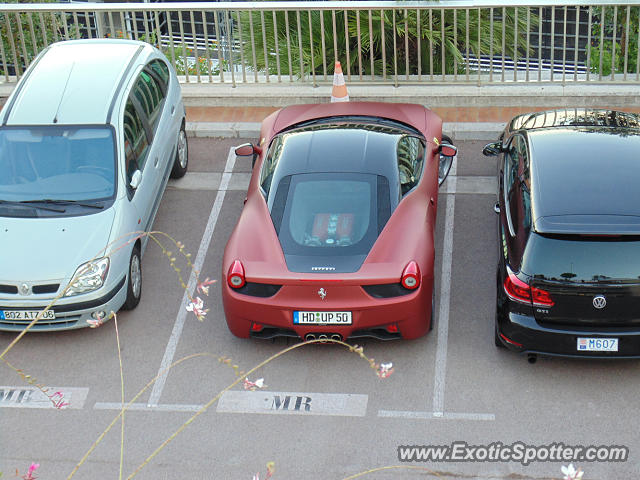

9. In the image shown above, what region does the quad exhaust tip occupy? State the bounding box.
[305,333,343,342]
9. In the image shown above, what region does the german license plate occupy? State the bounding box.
[0,310,55,320]
[577,337,618,352]
[293,311,352,325]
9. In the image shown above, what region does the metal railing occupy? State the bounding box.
[0,1,639,86]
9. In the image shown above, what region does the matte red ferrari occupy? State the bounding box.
[222,102,456,341]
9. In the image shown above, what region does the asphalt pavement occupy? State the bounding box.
[1,137,637,480]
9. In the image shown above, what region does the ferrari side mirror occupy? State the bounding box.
[235,143,260,156]
[438,143,456,186]
[235,143,263,167]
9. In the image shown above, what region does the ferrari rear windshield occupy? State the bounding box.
[270,173,390,270]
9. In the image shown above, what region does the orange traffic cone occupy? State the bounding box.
[331,61,349,102]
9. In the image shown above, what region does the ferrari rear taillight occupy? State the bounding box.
[227,260,246,289]
[401,261,420,290]
[503,270,554,307]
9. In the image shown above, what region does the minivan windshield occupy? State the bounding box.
[522,233,640,283]
[0,126,116,202]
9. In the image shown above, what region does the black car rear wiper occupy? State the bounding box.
[0,199,66,213]
[22,199,104,209]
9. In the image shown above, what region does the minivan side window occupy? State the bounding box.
[148,59,170,90]
[123,99,149,183]
[132,69,165,131]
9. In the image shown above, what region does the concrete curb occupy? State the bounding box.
[185,121,505,140]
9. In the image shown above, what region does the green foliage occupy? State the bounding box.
[0,0,77,74]
[170,44,225,77]
[590,6,639,76]
[238,7,537,78]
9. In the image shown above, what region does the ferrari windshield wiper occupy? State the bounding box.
[0,199,66,213]
[22,199,104,209]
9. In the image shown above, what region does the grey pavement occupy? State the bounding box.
[1,137,637,480]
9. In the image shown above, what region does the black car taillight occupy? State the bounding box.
[504,270,554,307]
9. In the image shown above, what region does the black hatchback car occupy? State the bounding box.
[484,109,640,360]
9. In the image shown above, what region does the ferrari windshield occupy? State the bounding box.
[271,173,391,273]
[0,126,116,202]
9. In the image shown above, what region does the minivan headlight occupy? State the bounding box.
[65,258,110,296]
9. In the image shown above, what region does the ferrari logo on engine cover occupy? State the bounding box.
[318,288,327,300]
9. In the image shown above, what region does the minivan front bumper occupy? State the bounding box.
[0,276,127,331]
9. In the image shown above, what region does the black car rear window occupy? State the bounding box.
[521,232,640,283]
[271,173,390,257]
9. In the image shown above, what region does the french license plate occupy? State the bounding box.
[0,310,55,320]
[577,337,618,352]
[293,311,352,325]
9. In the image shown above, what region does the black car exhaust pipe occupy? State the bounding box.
[331,334,342,342]
[318,334,329,343]
[527,353,538,364]
[305,333,316,341]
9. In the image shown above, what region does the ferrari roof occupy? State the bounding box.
[277,124,401,177]
[271,102,433,135]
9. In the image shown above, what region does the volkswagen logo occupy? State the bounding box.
[317,288,327,300]
[593,295,607,309]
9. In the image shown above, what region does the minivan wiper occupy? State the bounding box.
[0,199,65,213]
[22,199,104,209]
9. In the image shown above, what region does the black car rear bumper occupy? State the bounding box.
[497,310,640,359]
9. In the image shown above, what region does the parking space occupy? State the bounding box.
[1,137,638,479]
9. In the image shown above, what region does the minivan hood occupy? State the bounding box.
[0,209,115,282]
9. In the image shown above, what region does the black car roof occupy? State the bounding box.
[508,108,640,133]
[529,126,640,234]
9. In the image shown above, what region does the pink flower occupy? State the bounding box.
[377,362,394,378]
[86,318,103,328]
[243,377,265,391]
[196,277,217,296]
[186,296,209,321]
[22,462,39,480]
[561,464,584,480]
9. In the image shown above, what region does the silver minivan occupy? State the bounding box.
[0,39,188,330]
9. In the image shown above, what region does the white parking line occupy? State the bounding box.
[432,163,457,417]
[1,386,88,409]
[97,390,369,417]
[217,391,368,416]
[147,147,236,407]
[378,410,495,421]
